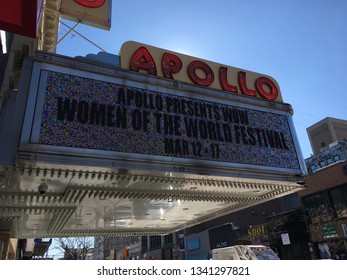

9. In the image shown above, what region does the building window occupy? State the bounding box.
[333,154,341,162]
[187,238,200,250]
[164,234,173,245]
[330,184,347,218]
[261,210,267,216]
[150,236,161,249]
[141,236,148,252]
[326,158,333,165]
[251,210,257,216]
[319,160,327,167]
[310,163,319,174]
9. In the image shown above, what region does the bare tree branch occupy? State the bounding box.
[53,237,94,260]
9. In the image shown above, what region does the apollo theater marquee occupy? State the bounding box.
[0,38,307,238]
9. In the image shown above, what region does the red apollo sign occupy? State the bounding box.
[120,41,283,102]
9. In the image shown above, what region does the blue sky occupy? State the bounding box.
[56,0,347,159]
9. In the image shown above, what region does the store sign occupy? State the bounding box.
[120,41,283,102]
[248,224,266,239]
[322,225,338,239]
[0,0,43,38]
[60,0,111,30]
[281,233,291,245]
[38,71,300,170]
[209,224,234,249]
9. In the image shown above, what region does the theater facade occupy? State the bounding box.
[0,41,307,239]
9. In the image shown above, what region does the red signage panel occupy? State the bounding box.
[0,0,43,38]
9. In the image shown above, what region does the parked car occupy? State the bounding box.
[247,245,280,260]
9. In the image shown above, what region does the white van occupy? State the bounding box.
[211,245,280,260]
